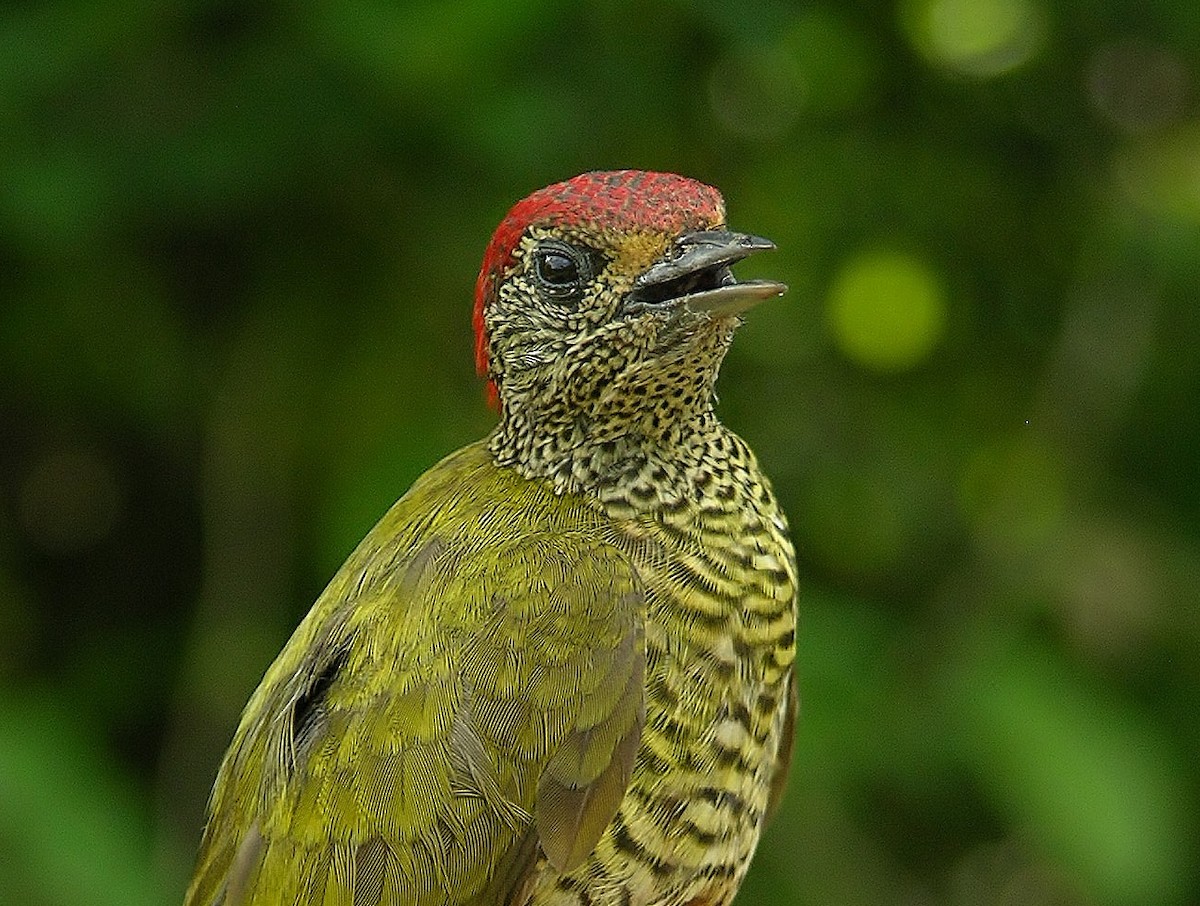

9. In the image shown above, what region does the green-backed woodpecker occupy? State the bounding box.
[186,170,798,906]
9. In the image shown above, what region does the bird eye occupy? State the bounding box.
[532,242,588,304]
[537,251,578,286]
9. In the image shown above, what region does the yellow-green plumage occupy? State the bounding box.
[186,171,797,906]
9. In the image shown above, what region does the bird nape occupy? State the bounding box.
[186,170,797,906]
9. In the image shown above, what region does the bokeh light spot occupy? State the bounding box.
[904,0,1046,78]
[708,10,878,139]
[1088,41,1190,135]
[826,250,947,372]
[1116,122,1200,224]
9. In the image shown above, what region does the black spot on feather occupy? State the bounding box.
[291,647,349,767]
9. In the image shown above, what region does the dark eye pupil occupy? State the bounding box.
[538,252,578,285]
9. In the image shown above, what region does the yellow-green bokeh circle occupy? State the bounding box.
[826,250,948,372]
[902,0,1046,78]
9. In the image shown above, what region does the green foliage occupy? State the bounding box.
[1,0,1197,903]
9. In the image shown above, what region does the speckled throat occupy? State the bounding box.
[486,302,740,498]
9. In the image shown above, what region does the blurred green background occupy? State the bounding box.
[2,0,1198,904]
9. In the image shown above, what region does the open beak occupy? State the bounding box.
[626,229,788,318]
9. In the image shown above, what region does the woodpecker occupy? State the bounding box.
[186,170,797,906]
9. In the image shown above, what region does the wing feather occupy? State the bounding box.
[185,446,645,906]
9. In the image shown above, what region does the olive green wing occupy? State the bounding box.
[185,530,645,906]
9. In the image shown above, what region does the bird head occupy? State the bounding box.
[475,170,785,479]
